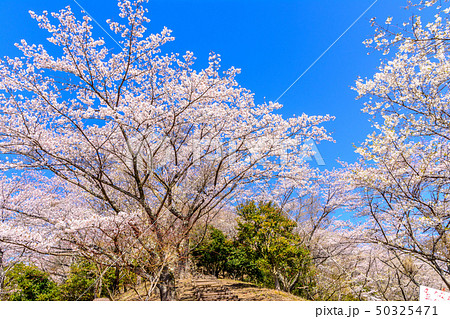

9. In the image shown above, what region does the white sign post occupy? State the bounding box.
[420,285,450,301]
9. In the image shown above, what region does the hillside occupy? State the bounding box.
[117,276,305,301]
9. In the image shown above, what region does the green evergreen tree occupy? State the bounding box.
[192,226,261,281]
[236,201,314,295]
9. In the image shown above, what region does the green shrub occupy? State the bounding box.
[5,263,60,301]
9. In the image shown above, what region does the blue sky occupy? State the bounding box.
[0,0,415,169]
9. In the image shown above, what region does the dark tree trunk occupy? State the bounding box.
[112,266,121,294]
[94,268,103,299]
[177,247,190,278]
[0,250,4,293]
[158,266,176,301]
[153,225,177,300]
[273,272,281,291]
[176,221,191,278]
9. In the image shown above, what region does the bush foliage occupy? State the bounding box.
[4,263,60,301]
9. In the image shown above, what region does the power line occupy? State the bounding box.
[274,0,379,103]
[72,0,124,50]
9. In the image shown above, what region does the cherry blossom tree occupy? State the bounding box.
[0,0,333,300]
[0,173,55,298]
[353,1,450,292]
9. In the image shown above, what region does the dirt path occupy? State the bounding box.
[118,275,305,301]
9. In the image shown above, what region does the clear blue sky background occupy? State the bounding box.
[0,0,416,169]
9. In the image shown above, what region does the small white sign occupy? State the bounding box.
[420,285,450,301]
